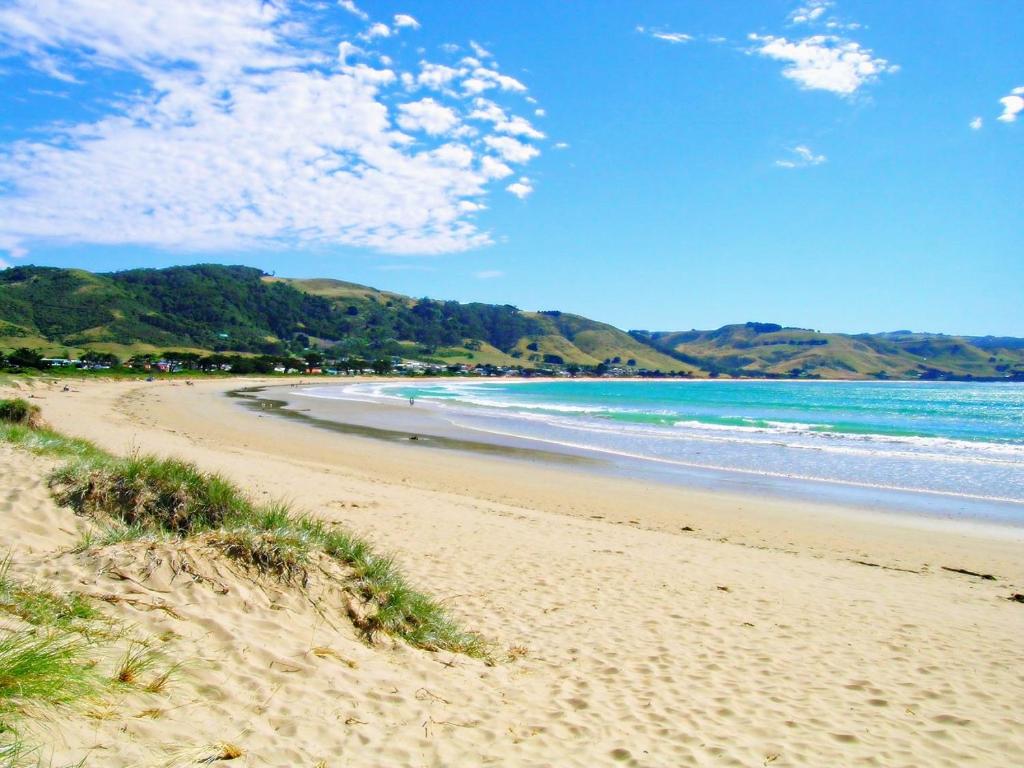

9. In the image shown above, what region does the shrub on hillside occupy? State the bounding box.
[0,399,43,429]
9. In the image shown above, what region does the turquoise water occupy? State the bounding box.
[302,380,1024,517]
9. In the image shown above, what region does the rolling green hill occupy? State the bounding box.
[1,265,1021,379]
[632,323,1024,379]
[0,265,690,372]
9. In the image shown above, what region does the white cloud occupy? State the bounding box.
[474,269,504,279]
[462,77,491,94]
[467,99,546,139]
[397,98,460,135]
[969,116,983,130]
[463,67,527,94]
[417,62,461,89]
[637,26,692,44]
[789,1,831,25]
[484,136,540,163]
[506,177,533,199]
[362,22,391,40]
[0,0,543,257]
[775,144,827,168]
[339,1,368,21]
[651,32,692,44]
[469,98,507,123]
[997,87,1024,123]
[480,155,514,180]
[534,108,546,117]
[494,115,545,139]
[337,41,363,64]
[470,41,492,59]
[749,33,897,95]
[393,14,420,30]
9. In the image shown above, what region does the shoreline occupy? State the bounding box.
[28,375,1022,572]
[278,379,1024,528]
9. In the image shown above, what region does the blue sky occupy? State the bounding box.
[0,0,1021,335]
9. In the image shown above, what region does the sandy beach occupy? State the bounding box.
[3,375,1023,767]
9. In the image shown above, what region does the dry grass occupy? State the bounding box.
[114,641,160,686]
[160,742,244,766]
[144,662,182,694]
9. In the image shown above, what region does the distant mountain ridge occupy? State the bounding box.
[1,264,1022,380]
[631,323,1024,380]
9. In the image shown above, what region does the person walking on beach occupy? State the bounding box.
[409,396,415,406]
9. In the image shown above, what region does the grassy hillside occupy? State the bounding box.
[2,265,1021,378]
[518,312,698,372]
[634,323,1024,379]
[0,265,688,371]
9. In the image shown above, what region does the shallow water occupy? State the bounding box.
[297,380,1024,522]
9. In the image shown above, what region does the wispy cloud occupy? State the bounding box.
[749,33,896,95]
[749,2,894,96]
[360,22,391,40]
[775,145,827,168]
[485,136,540,163]
[393,14,419,30]
[339,1,368,22]
[0,0,545,258]
[997,86,1024,123]
[789,1,831,25]
[970,116,983,130]
[640,4,890,97]
[636,26,692,44]
[651,32,692,44]
[474,269,504,279]
[469,41,492,59]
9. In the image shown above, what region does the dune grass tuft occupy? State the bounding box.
[210,527,311,584]
[0,736,32,767]
[0,630,100,728]
[143,662,181,694]
[297,520,488,657]
[4,411,488,658]
[0,557,99,632]
[0,422,106,464]
[159,741,244,766]
[51,455,249,536]
[114,641,160,686]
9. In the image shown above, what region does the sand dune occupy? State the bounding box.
[2,377,1022,766]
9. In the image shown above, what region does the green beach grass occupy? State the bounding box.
[0,556,112,762]
[1,398,487,659]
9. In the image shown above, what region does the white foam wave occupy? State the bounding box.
[447,419,1024,506]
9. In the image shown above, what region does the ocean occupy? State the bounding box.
[296,380,1024,523]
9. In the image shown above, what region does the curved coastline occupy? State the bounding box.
[265,380,1024,526]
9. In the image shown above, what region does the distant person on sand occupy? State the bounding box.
[409,397,415,406]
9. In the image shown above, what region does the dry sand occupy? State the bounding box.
[2,376,1023,767]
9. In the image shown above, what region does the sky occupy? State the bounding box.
[0,0,1021,336]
